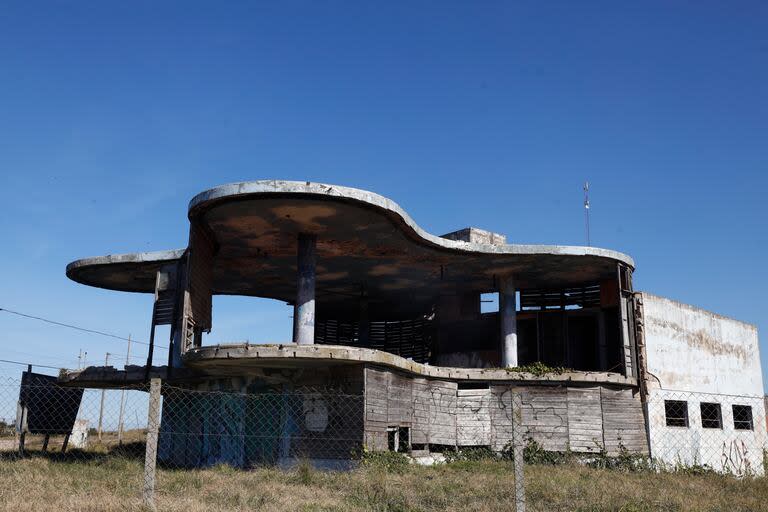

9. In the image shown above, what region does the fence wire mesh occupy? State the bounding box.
[0,376,150,458]
[646,390,767,477]
[156,384,365,470]
[0,378,367,466]
[1,372,765,511]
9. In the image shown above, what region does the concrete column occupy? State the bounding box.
[293,233,317,345]
[499,275,518,368]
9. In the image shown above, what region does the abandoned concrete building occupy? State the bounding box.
[62,180,766,471]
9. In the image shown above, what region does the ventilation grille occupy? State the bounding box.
[520,284,601,310]
[316,318,433,364]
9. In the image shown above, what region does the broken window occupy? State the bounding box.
[387,426,411,452]
[664,400,688,427]
[700,402,722,429]
[398,427,410,452]
[732,405,753,431]
[387,428,397,451]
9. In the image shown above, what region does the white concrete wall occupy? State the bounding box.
[641,293,762,396]
[641,292,766,475]
[647,390,765,475]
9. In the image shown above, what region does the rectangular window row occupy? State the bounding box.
[664,400,753,430]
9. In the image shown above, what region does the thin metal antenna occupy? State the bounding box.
[583,181,591,246]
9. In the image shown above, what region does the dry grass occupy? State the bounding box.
[0,453,767,511]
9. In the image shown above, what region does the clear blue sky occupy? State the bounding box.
[0,2,766,389]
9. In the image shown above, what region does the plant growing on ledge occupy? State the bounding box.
[504,361,569,376]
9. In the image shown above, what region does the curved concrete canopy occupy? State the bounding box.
[66,249,185,293]
[57,343,636,388]
[183,343,637,386]
[67,180,634,311]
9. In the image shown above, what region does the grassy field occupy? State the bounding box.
[1,449,767,512]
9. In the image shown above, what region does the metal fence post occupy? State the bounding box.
[143,378,162,509]
[511,391,526,512]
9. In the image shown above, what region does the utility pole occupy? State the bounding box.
[97,352,110,441]
[583,181,591,247]
[117,335,131,444]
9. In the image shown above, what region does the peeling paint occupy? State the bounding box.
[641,292,763,400]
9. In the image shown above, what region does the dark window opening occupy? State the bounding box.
[411,443,428,452]
[516,308,614,372]
[457,381,490,390]
[398,427,410,452]
[427,444,455,453]
[568,313,599,370]
[517,317,538,365]
[733,405,753,431]
[665,400,689,427]
[700,402,722,429]
[538,311,565,368]
[602,309,623,372]
[619,265,633,292]
[515,278,627,373]
[387,426,411,452]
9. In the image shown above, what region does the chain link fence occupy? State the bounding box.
[0,375,150,458]
[1,371,766,511]
[157,383,366,469]
[646,389,767,477]
[0,374,387,509]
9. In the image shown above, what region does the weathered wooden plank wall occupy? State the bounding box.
[490,385,515,451]
[601,387,648,455]
[457,388,491,446]
[567,387,604,453]
[411,378,431,446]
[364,366,649,455]
[428,380,458,446]
[388,371,414,427]
[363,367,390,450]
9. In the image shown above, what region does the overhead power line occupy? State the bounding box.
[0,307,168,350]
[0,358,62,370]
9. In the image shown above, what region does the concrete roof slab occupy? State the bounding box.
[66,181,634,310]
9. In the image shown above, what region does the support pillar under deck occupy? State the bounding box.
[293,233,317,345]
[499,275,518,368]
